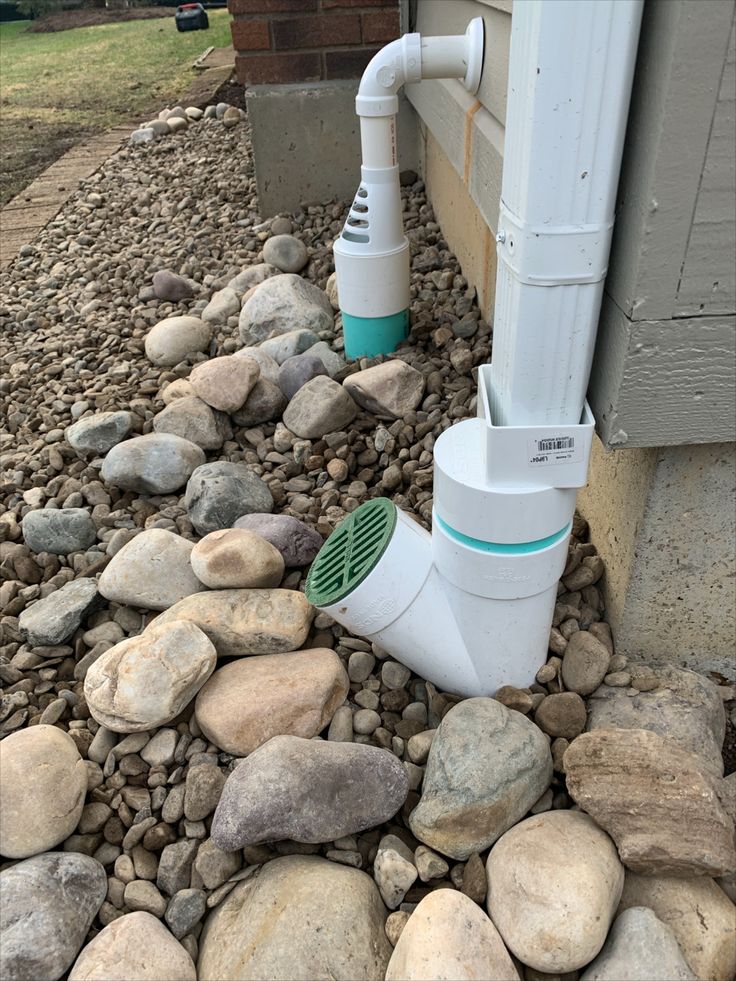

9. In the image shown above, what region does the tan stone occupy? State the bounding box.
[98,528,204,611]
[195,648,349,756]
[0,726,87,859]
[189,355,260,413]
[153,588,313,657]
[564,729,736,876]
[190,528,284,589]
[343,360,425,420]
[144,316,211,367]
[386,890,519,981]
[617,872,736,981]
[69,911,196,980]
[486,811,624,974]
[161,378,195,405]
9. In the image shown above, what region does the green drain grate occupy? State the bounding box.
[306,498,397,608]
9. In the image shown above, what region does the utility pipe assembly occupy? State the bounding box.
[309,1,644,697]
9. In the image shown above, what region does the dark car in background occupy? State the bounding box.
[175,3,208,32]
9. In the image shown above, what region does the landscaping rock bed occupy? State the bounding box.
[0,105,734,981]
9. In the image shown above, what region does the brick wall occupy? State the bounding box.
[228,0,401,86]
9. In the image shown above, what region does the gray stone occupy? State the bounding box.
[153,271,195,302]
[230,377,287,427]
[307,339,347,378]
[145,316,211,367]
[165,888,207,940]
[157,839,200,897]
[98,528,204,611]
[343,360,425,419]
[152,396,230,451]
[189,355,260,413]
[130,128,155,144]
[239,274,333,344]
[197,856,391,981]
[262,234,308,273]
[259,327,321,364]
[19,577,98,646]
[22,507,97,555]
[227,263,280,295]
[201,287,240,324]
[580,906,695,980]
[234,345,280,383]
[211,735,409,848]
[233,512,322,566]
[140,728,178,767]
[283,375,358,439]
[124,880,167,918]
[409,697,553,860]
[185,461,274,535]
[101,433,205,495]
[278,352,327,399]
[66,411,134,455]
[534,691,588,739]
[373,835,418,909]
[193,838,241,890]
[0,852,106,981]
[561,630,612,695]
[184,764,226,821]
[586,664,726,774]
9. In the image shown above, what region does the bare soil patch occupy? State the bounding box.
[27,7,172,33]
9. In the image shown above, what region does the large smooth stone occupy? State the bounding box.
[409,697,552,860]
[234,512,322,567]
[152,396,230,451]
[98,528,204,611]
[154,588,313,658]
[263,234,308,273]
[1,852,106,981]
[22,507,97,555]
[195,648,348,756]
[343,360,425,420]
[617,872,736,981]
[190,528,284,589]
[259,327,320,364]
[282,375,358,439]
[211,735,407,848]
[69,911,196,980]
[586,664,726,774]
[184,461,273,536]
[18,577,98,646]
[152,270,194,302]
[0,726,87,858]
[189,355,260,413]
[238,273,333,344]
[560,630,611,695]
[145,316,211,366]
[85,620,217,732]
[201,287,240,324]
[486,810,624,973]
[101,433,205,495]
[198,856,391,980]
[564,729,736,876]
[580,906,695,981]
[65,411,134,456]
[385,889,520,981]
[227,262,280,296]
[234,346,279,383]
[278,352,327,399]
[230,377,287,427]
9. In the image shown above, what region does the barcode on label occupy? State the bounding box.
[537,437,575,452]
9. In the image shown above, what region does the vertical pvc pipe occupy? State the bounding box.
[490,0,643,428]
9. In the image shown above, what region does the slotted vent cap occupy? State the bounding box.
[306,498,397,608]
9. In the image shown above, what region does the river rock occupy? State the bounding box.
[618,872,736,981]
[152,396,229,451]
[234,512,322,566]
[263,234,308,272]
[212,735,407,848]
[564,729,736,876]
[486,811,624,973]
[1,853,106,981]
[229,377,287,427]
[18,577,98,646]
[373,835,418,909]
[145,316,211,366]
[22,507,97,555]
[189,355,259,413]
[534,691,587,739]
[239,274,332,344]
[154,588,313,657]
[278,352,327,399]
[234,345,280,383]
[308,339,347,378]
[343,360,425,419]
[66,411,134,455]
[561,630,611,695]
[580,906,695,980]
[196,648,348,756]
[98,529,204,611]
[227,262,280,295]
[161,378,194,404]
[190,528,284,589]
[201,287,240,324]
[101,433,205,494]
[197,855,391,980]
[283,375,358,439]
[184,461,273,535]
[386,889,520,981]
[152,270,194,302]
[586,664,726,774]
[85,620,217,732]
[409,697,553,860]
[259,327,320,364]
[69,911,196,981]
[0,726,87,858]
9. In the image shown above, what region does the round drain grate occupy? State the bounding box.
[306,498,397,608]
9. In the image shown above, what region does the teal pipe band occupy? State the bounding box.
[435,513,572,555]
[342,309,409,359]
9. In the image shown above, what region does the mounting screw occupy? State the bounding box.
[496,231,506,244]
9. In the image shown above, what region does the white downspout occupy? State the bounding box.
[310,2,644,697]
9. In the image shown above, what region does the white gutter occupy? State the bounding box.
[310,1,644,697]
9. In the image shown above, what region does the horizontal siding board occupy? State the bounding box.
[469,105,504,231]
[405,77,473,178]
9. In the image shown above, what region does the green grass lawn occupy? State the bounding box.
[0,11,232,204]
